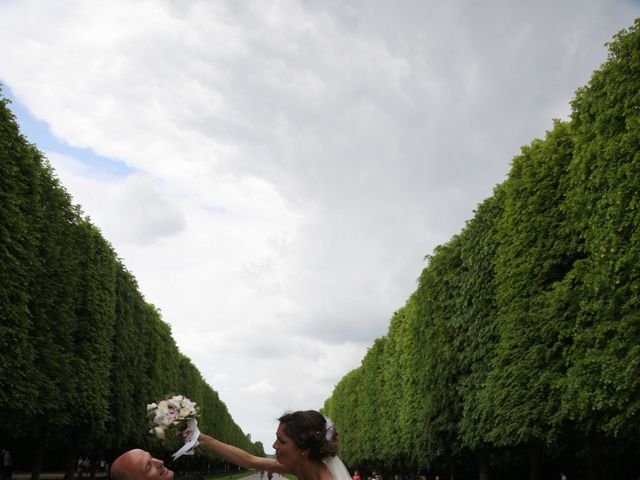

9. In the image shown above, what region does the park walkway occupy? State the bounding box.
[11,471,275,480]
[12,474,108,480]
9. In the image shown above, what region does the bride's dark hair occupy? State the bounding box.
[278,410,340,460]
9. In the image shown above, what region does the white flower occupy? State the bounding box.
[148,394,199,442]
[158,415,173,427]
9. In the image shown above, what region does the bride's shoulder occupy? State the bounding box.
[323,468,339,480]
[323,456,351,480]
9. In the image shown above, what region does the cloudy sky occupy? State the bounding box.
[1,0,638,453]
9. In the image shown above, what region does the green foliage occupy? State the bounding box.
[481,120,576,451]
[323,367,364,466]
[0,91,260,467]
[562,18,640,440]
[412,238,465,469]
[0,100,41,425]
[323,18,640,479]
[456,192,503,455]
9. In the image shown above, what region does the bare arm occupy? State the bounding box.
[198,433,289,474]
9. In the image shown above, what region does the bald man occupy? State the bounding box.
[110,449,205,480]
[110,449,174,480]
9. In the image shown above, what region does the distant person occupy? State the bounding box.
[352,470,361,480]
[77,457,85,479]
[2,450,11,480]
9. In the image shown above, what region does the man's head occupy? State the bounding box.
[110,449,174,480]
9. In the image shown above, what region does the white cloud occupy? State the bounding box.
[1,0,638,454]
[243,379,276,394]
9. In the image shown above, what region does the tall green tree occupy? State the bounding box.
[105,266,154,450]
[25,156,84,477]
[0,91,263,473]
[60,220,117,476]
[479,121,576,480]
[322,18,640,479]
[379,304,416,472]
[413,237,466,477]
[358,337,387,468]
[561,18,640,476]
[0,98,40,430]
[455,192,504,480]
[323,367,364,468]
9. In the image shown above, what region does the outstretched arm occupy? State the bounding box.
[198,433,289,474]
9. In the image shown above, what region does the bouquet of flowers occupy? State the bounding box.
[147,395,199,441]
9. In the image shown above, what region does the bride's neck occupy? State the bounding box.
[295,459,330,480]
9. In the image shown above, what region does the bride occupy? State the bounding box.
[185,410,351,480]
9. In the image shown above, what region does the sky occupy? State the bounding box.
[1,0,639,454]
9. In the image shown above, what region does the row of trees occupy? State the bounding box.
[0,93,263,478]
[323,19,640,480]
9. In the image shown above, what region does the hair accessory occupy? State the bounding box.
[323,416,334,441]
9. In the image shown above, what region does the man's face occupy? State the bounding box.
[115,449,174,480]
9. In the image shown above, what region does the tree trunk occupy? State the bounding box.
[30,442,45,480]
[64,441,79,480]
[528,444,542,480]
[586,439,603,480]
[478,461,489,480]
[448,455,456,480]
[477,449,489,480]
[90,456,96,480]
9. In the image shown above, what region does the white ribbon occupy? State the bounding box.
[172,418,200,461]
